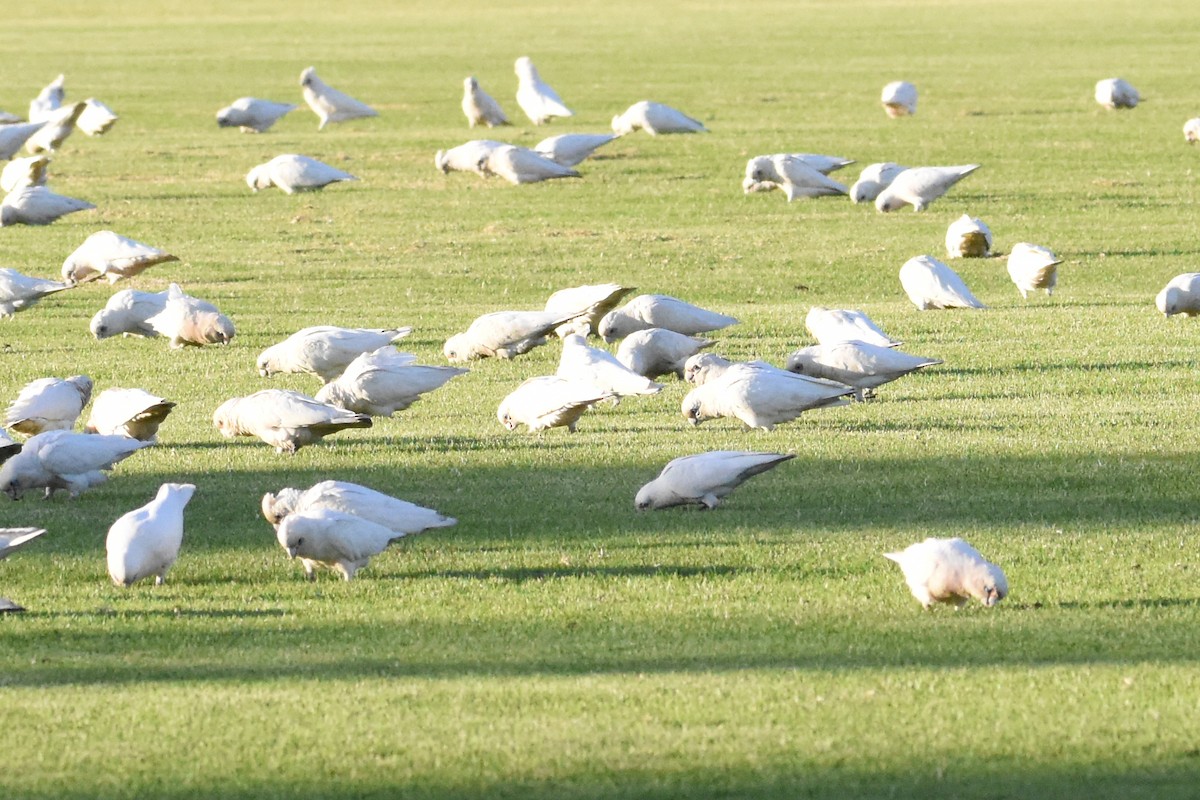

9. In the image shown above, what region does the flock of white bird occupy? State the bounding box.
[0,64,1196,613]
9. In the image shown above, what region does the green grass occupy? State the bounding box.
[2,0,1199,797]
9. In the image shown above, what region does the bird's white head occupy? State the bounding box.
[299,67,316,88]
[875,190,904,213]
[611,114,633,136]
[1156,286,1179,316]
[514,57,534,80]
[974,562,1009,607]
[245,165,272,192]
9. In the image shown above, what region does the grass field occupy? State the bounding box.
[2,0,1199,797]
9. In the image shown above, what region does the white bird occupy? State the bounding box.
[0,429,153,499]
[681,363,852,430]
[5,375,93,435]
[481,145,581,184]
[84,388,175,441]
[1155,273,1200,317]
[61,230,179,285]
[544,282,636,337]
[876,165,979,212]
[90,289,168,339]
[881,81,918,117]
[616,328,716,379]
[1007,242,1063,298]
[0,185,94,226]
[0,154,50,193]
[246,154,357,194]
[0,527,44,559]
[0,122,48,161]
[849,162,907,204]
[899,255,985,310]
[105,483,195,586]
[945,214,993,259]
[24,101,84,154]
[635,451,794,510]
[435,139,504,176]
[145,283,235,348]
[216,97,297,133]
[1185,118,1200,144]
[444,309,579,362]
[28,75,65,122]
[682,353,795,386]
[262,479,457,536]
[461,76,510,128]
[556,333,663,400]
[212,389,372,454]
[1095,78,1139,110]
[514,56,573,125]
[611,100,707,135]
[258,326,412,382]
[275,508,406,581]
[599,294,737,342]
[299,66,378,130]
[534,133,617,167]
[742,154,848,201]
[497,376,611,433]
[805,307,900,348]
[314,347,467,417]
[0,267,71,318]
[785,341,942,401]
[0,111,22,124]
[76,98,118,136]
[885,537,1008,609]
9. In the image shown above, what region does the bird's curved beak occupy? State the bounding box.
[286,546,298,559]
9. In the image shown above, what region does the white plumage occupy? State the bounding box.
[262,479,456,536]
[0,429,152,499]
[27,75,64,122]
[598,294,737,342]
[0,154,50,193]
[742,154,848,201]
[1095,78,1139,110]
[636,451,794,510]
[534,133,617,167]
[899,255,985,310]
[275,508,404,581]
[616,328,716,379]
[61,230,179,285]
[76,98,118,136]
[461,76,510,128]
[1006,242,1062,298]
[216,97,297,133]
[212,389,372,454]
[881,80,917,117]
[611,100,706,135]
[543,282,635,337]
[24,101,84,154]
[314,346,467,416]
[90,289,168,339]
[498,375,611,433]
[0,528,45,560]
[435,139,504,176]
[105,483,195,586]
[681,363,852,430]
[849,162,908,204]
[875,165,979,213]
[805,307,900,348]
[5,375,93,435]
[84,388,175,441]
[885,537,1008,609]
[0,123,48,161]
[1155,273,1200,317]
[481,144,581,184]
[0,267,70,318]
[258,326,412,382]
[945,214,993,259]
[145,283,235,348]
[683,353,794,386]
[785,341,942,401]
[0,185,94,226]
[246,154,357,194]
[514,56,574,125]
[443,310,578,362]
[1185,118,1200,144]
[556,334,663,399]
[299,66,378,129]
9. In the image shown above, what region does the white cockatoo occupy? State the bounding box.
[849,162,907,204]
[899,255,985,310]
[5,375,93,435]
[497,376,611,433]
[885,537,1008,609]
[27,75,64,122]
[24,101,84,154]
[944,214,993,259]
[514,56,573,125]
[785,341,942,401]
[1095,78,1138,109]
[246,154,356,193]
[480,144,580,184]
[681,364,852,430]
[84,388,175,441]
[0,267,70,318]
[299,66,378,129]
[90,289,168,339]
[106,483,196,586]
[61,230,179,285]
[1007,242,1063,298]
[212,390,372,454]
[261,480,456,537]
[461,76,510,128]
[556,334,663,399]
[216,97,297,132]
[543,283,635,337]
[0,123,48,161]
[145,283,235,348]
[1155,273,1200,317]
[0,185,94,226]
[742,154,848,201]
[0,154,50,193]
[682,353,796,386]
[76,98,118,136]
[616,328,716,379]
[443,310,579,362]
[257,326,412,383]
[875,165,980,212]
[598,294,737,342]
[611,100,707,135]
[0,429,153,499]
[881,81,917,117]
[435,139,504,176]
[635,451,794,510]
[805,307,900,348]
[1185,118,1200,144]
[534,133,616,167]
[314,347,467,416]
[275,508,404,580]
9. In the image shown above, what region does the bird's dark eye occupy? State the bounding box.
[296,537,304,546]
